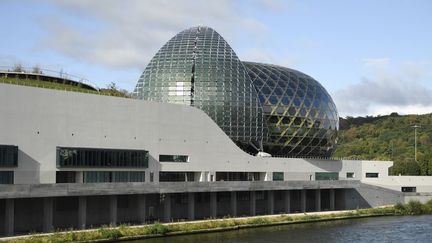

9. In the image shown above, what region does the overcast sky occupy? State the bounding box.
[1,0,431,117]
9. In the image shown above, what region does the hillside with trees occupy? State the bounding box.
[335,113,432,175]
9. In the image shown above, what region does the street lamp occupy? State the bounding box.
[411,124,421,162]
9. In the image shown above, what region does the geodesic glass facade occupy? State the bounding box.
[243,62,339,157]
[133,26,268,148]
[133,26,339,157]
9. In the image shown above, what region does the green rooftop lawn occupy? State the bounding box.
[0,77,131,98]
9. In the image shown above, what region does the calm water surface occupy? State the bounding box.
[127,215,432,243]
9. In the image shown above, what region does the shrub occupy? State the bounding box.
[98,228,123,240]
[424,199,432,214]
[248,217,270,225]
[148,223,172,235]
[405,200,425,215]
[394,203,406,215]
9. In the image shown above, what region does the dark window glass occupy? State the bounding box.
[159,155,189,162]
[315,172,338,180]
[215,172,261,181]
[346,172,354,178]
[273,172,284,181]
[159,172,195,182]
[57,147,148,168]
[0,171,13,184]
[365,173,379,178]
[0,145,18,167]
[56,171,76,183]
[401,187,416,192]
[83,171,145,183]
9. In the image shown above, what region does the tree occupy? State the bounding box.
[391,159,421,176]
[100,82,131,98]
[32,65,42,74]
[13,63,23,72]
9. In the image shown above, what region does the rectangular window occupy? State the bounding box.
[159,155,189,162]
[215,172,261,181]
[56,171,76,183]
[0,145,18,167]
[83,171,145,183]
[365,173,379,178]
[346,172,355,178]
[401,187,416,192]
[159,172,195,182]
[315,172,339,181]
[57,147,148,168]
[0,171,14,184]
[273,172,284,181]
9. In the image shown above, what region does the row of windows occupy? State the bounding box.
[0,171,13,184]
[315,172,339,181]
[83,171,145,183]
[215,172,261,181]
[159,155,189,163]
[57,147,148,168]
[0,145,18,167]
[159,172,195,182]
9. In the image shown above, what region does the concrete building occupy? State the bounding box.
[1,83,432,236]
[1,26,432,236]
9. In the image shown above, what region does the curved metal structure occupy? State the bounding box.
[134,26,338,157]
[133,26,268,150]
[243,61,339,157]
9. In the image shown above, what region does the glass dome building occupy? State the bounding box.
[133,26,339,157]
[133,26,269,152]
[243,62,339,157]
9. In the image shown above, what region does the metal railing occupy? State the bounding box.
[0,65,100,91]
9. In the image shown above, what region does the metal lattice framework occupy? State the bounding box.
[243,62,339,157]
[133,27,268,148]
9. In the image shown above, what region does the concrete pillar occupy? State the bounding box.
[267,191,274,214]
[284,190,291,213]
[109,195,117,226]
[163,194,171,222]
[315,190,321,212]
[188,193,195,220]
[78,196,87,229]
[5,199,14,236]
[75,172,84,183]
[301,190,306,212]
[264,172,272,181]
[250,191,256,216]
[43,198,54,232]
[329,189,335,211]
[210,192,217,218]
[199,172,208,182]
[230,191,237,217]
[138,195,146,224]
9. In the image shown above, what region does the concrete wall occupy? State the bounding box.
[0,84,392,185]
[404,193,432,203]
[363,176,432,193]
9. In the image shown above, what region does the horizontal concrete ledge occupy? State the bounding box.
[0,180,361,199]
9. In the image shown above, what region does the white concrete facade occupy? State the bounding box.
[0,83,430,194]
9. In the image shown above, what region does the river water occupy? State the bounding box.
[128,215,432,243]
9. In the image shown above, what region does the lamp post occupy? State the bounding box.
[412,125,421,162]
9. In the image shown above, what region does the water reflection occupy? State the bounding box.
[124,215,432,243]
